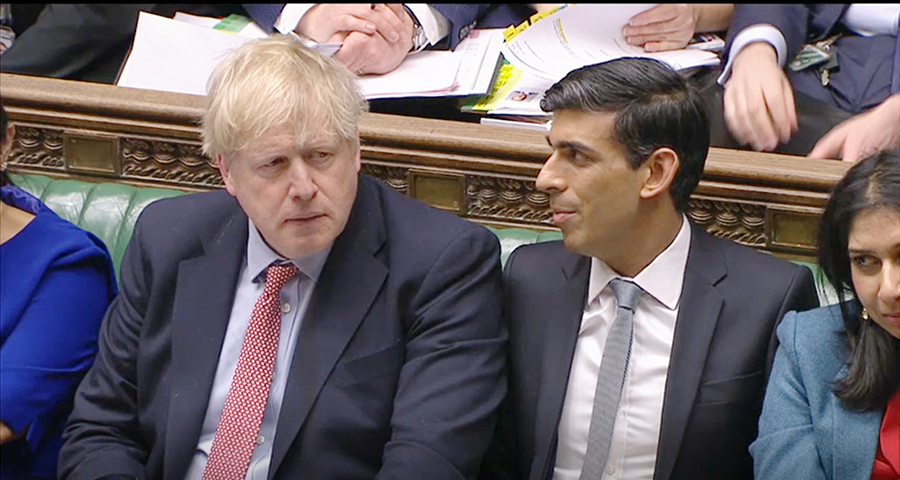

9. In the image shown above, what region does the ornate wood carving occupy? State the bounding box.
[120,137,221,187]
[9,125,65,170]
[360,163,408,194]
[0,72,855,262]
[688,198,767,248]
[466,175,553,225]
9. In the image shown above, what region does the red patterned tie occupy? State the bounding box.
[202,263,299,480]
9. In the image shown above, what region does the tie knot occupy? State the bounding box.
[263,263,299,296]
[609,278,643,312]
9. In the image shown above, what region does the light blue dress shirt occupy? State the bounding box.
[184,220,331,480]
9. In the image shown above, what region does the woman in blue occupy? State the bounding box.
[0,104,117,478]
[751,149,900,480]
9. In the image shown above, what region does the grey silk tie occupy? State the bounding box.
[579,278,644,480]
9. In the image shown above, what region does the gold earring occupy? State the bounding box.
[861,308,870,321]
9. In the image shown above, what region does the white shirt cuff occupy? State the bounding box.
[275,4,316,34]
[405,3,450,46]
[717,24,787,86]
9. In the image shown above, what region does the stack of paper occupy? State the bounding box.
[117,11,503,100]
[501,4,720,82]
[463,3,723,127]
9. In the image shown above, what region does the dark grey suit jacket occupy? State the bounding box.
[481,224,819,480]
[59,174,507,480]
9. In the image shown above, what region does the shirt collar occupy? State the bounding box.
[246,219,332,283]
[587,214,692,311]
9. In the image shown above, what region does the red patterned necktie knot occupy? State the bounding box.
[202,262,299,480]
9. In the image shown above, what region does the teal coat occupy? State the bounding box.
[751,303,884,480]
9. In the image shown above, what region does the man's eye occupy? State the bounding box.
[309,152,332,163]
[263,157,287,168]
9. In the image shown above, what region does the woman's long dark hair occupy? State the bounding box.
[819,149,900,411]
[1,103,12,187]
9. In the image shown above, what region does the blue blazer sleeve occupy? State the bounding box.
[0,228,116,474]
[750,311,829,480]
[750,305,882,480]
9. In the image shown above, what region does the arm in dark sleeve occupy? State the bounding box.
[241,4,285,33]
[764,264,819,378]
[0,5,154,83]
[478,246,524,480]
[724,4,814,66]
[750,312,828,480]
[377,226,507,480]
[58,219,153,480]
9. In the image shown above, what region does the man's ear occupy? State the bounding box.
[639,147,679,201]
[216,154,237,196]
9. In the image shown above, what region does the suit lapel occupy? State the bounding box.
[269,177,388,477]
[829,365,883,480]
[530,251,590,480]
[164,202,248,480]
[654,228,726,480]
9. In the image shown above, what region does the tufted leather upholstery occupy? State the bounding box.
[11,173,835,305]
[10,173,185,283]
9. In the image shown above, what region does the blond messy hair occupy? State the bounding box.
[202,35,368,159]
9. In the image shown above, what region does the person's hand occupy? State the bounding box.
[296,4,408,46]
[333,5,414,75]
[723,42,798,151]
[0,420,24,445]
[808,94,900,163]
[623,4,698,52]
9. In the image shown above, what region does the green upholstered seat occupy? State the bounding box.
[10,173,186,284]
[10,173,836,305]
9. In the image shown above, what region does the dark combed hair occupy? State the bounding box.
[819,149,900,411]
[1,102,11,187]
[540,57,709,212]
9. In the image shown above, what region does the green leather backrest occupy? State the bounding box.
[11,173,835,305]
[11,173,186,284]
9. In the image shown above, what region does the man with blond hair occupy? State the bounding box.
[59,36,507,480]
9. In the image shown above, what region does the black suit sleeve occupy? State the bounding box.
[58,214,154,480]
[378,226,507,480]
[763,264,819,379]
[478,246,524,480]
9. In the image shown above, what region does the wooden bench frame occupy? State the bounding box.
[1,73,851,263]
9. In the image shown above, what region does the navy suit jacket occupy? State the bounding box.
[480,224,819,480]
[750,304,883,480]
[725,4,896,114]
[244,4,532,49]
[59,174,507,480]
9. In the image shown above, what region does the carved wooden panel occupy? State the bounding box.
[1,72,854,262]
[120,137,221,187]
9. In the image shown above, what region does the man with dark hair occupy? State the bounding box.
[479,57,819,480]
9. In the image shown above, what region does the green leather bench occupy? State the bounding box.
[10,173,835,304]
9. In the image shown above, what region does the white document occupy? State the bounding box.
[117,11,251,96]
[501,4,720,81]
[360,27,503,99]
[119,11,501,100]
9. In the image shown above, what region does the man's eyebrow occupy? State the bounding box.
[547,138,595,155]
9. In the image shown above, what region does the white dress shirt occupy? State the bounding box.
[718,4,900,85]
[553,215,691,480]
[275,3,450,47]
[184,220,331,480]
